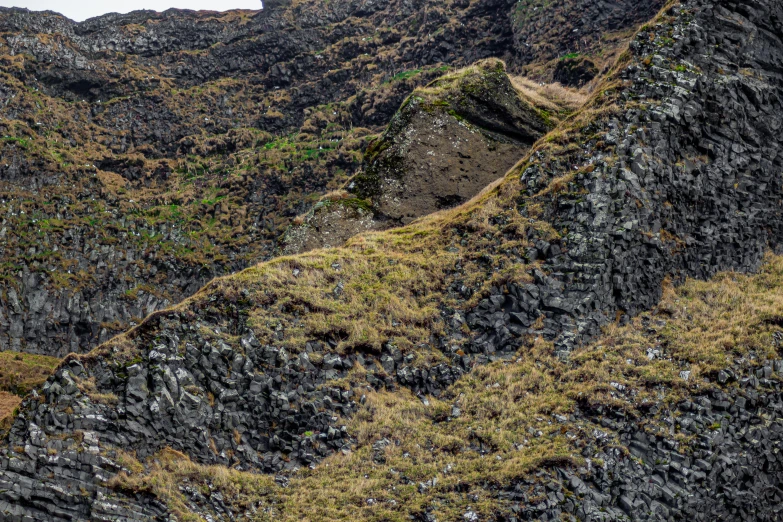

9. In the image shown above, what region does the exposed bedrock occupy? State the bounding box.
[499,360,783,521]
[467,0,783,356]
[0,0,669,359]
[283,58,559,254]
[0,0,781,520]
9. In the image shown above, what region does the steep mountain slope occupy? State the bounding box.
[0,0,596,357]
[0,0,781,520]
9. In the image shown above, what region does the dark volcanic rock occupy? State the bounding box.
[0,0,525,357]
[284,58,559,253]
[553,55,599,87]
[1,0,782,521]
[498,362,783,521]
[467,0,783,357]
[511,0,667,82]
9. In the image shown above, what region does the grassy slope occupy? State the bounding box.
[95,49,630,367]
[111,252,783,521]
[7,2,776,519]
[0,351,60,428]
[97,17,783,517]
[0,5,466,345]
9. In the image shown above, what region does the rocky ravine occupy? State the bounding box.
[0,0,781,520]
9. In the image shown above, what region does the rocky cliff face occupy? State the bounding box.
[466,0,783,357]
[0,0,781,520]
[0,0,540,357]
[0,0,661,358]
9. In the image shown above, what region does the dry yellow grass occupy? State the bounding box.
[510,75,587,112]
[0,351,61,434]
[0,351,61,396]
[111,253,783,521]
[213,245,453,356]
[75,376,120,405]
[0,392,22,432]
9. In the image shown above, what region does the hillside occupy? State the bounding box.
[0,0,782,520]
[0,0,663,357]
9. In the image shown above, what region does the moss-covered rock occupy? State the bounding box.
[354,58,562,224]
[285,59,578,254]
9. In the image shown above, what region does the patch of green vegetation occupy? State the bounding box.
[384,68,423,84]
[2,136,30,148]
[201,195,226,206]
[336,197,373,213]
[447,109,466,122]
[263,134,298,151]
[536,108,554,127]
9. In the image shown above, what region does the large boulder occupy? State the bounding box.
[284,58,571,253]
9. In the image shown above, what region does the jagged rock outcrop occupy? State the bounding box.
[283,59,565,253]
[355,59,553,224]
[466,0,783,356]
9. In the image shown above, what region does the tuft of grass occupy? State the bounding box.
[0,392,21,433]
[0,351,61,396]
[0,351,61,434]
[560,52,582,61]
[109,448,276,522]
[511,75,586,113]
[75,376,120,405]
[223,248,453,355]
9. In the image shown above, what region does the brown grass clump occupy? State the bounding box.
[0,351,61,396]
[0,352,61,434]
[210,245,455,356]
[0,392,22,433]
[511,76,587,113]
[75,376,120,405]
[110,448,276,522]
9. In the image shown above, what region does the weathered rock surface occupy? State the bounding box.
[1,0,782,520]
[0,0,524,357]
[0,0,661,357]
[356,59,553,225]
[466,0,783,356]
[284,58,559,254]
[499,360,783,521]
